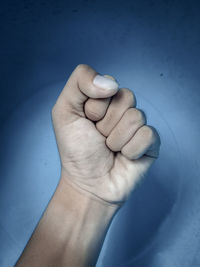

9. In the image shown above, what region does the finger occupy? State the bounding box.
[84,75,116,121]
[106,108,146,151]
[52,64,119,124]
[84,97,111,121]
[96,88,136,137]
[121,125,161,160]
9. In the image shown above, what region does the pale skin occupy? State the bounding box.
[15,64,161,267]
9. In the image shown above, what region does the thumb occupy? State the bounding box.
[53,64,119,123]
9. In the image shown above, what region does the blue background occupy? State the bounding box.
[0,1,200,266]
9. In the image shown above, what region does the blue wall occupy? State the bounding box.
[0,1,200,266]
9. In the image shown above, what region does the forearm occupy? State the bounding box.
[15,175,118,267]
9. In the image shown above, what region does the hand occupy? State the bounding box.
[52,64,161,205]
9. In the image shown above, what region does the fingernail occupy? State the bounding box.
[93,74,119,90]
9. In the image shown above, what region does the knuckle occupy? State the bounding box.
[75,64,90,74]
[105,137,111,148]
[143,125,155,142]
[121,146,133,160]
[133,109,144,121]
[116,125,123,137]
[106,137,116,151]
[121,88,136,106]
[85,102,103,121]
[86,109,102,121]
[127,108,145,124]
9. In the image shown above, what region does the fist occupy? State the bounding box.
[51,64,161,205]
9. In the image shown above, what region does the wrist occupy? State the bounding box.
[60,167,124,208]
[57,174,119,221]
[55,175,119,266]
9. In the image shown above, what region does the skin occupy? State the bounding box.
[15,64,161,267]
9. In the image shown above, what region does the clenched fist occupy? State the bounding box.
[52,64,161,205]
